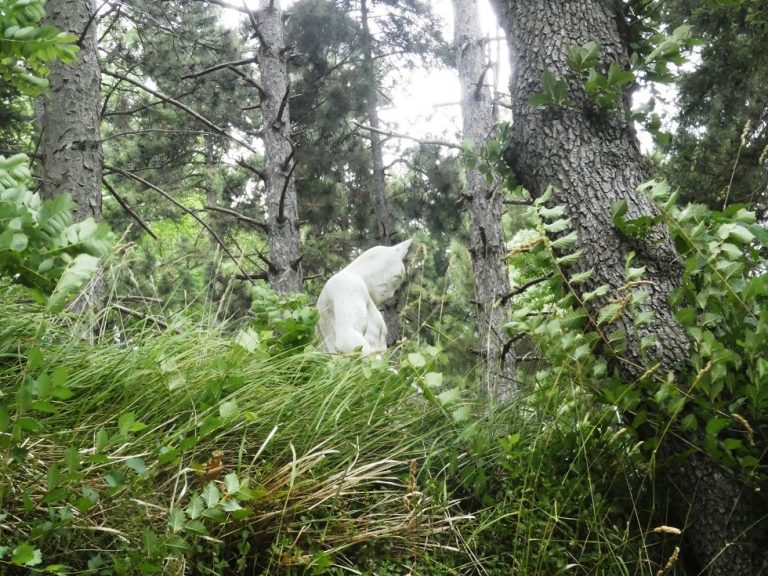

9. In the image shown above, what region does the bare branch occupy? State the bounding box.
[352,121,460,150]
[204,204,268,232]
[278,160,297,223]
[111,303,169,329]
[226,64,265,97]
[499,273,554,304]
[275,83,290,126]
[102,177,157,240]
[103,70,258,155]
[181,56,259,80]
[105,164,257,284]
[235,158,267,181]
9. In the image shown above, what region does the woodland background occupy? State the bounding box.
[1,0,767,574]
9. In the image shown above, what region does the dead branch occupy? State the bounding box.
[499,273,553,304]
[277,160,297,224]
[103,70,259,155]
[104,164,257,284]
[275,84,290,126]
[181,56,259,80]
[235,158,267,181]
[111,303,169,330]
[226,64,265,97]
[352,121,460,150]
[102,177,157,240]
[204,204,268,232]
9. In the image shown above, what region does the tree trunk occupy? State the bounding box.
[41,0,104,315]
[360,0,402,345]
[257,0,303,295]
[491,0,767,572]
[41,0,102,223]
[454,0,516,401]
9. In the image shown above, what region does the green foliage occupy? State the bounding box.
[528,69,572,108]
[659,0,768,215]
[506,177,768,510]
[0,0,79,95]
[0,154,113,309]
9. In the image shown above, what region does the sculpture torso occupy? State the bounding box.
[316,240,411,355]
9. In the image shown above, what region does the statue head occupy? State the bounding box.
[343,239,412,305]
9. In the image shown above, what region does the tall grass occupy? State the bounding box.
[0,286,662,575]
[0,292,477,574]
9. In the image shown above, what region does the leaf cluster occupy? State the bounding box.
[0,0,79,95]
[0,154,113,310]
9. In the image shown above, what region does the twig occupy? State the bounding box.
[503,199,533,206]
[111,303,169,329]
[78,0,111,47]
[235,158,267,181]
[226,65,265,97]
[275,84,290,126]
[103,70,259,155]
[181,56,259,79]
[102,178,157,240]
[352,121,460,150]
[204,204,268,232]
[499,273,553,304]
[104,165,257,284]
[277,160,297,223]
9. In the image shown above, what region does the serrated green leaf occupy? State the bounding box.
[544,218,571,233]
[185,495,205,520]
[219,400,239,421]
[597,302,624,325]
[538,204,566,220]
[437,388,461,406]
[424,372,443,388]
[407,352,426,368]
[568,268,593,284]
[48,253,100,312]
[202,482,220,508]
[551,231,578,250]
[168,508,185,533]
[223,473,240,495]
[125,457,148,476]
[220,498,242,512]
[718,223,754,244]
[556,248,583,265]
[11,543,42,566]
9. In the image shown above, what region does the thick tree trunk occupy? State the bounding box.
[41,0,102,223]
[491,0,767,573]
[360,0,402,346]
[454,0,516,401]
[257,0,303,294]
[41,0,104,315]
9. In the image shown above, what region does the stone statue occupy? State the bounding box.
[316,240,412,355]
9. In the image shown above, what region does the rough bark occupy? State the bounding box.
[256,0,303,294]
[491,0,767,573]
[41,0,102,223]
[454,0,516,401]
[360,0,402,345]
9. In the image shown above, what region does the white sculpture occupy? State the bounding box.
[316,239,412,355]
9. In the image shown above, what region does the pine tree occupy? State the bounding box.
[453,0,515,401]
